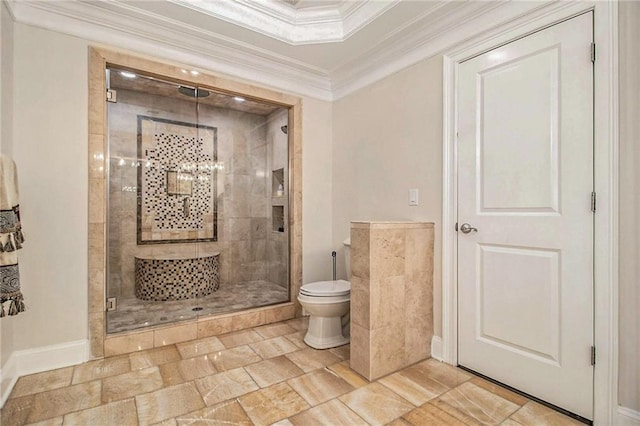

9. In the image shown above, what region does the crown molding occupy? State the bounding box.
[168,0,399,45]
[330,0,561,99]
[6,0,333,100]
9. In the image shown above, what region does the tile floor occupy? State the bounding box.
[107,281,289,333]
[1,317,584,426]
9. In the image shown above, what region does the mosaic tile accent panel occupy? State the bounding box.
[137,116,218,244]
[134,254,219,301]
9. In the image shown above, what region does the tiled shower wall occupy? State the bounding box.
[267,109,289,289]
[107,88,286,300]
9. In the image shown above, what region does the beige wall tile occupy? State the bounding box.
[104,331,154,357]
[370,325,405,380]
[154,323,197,347]
[88,312,104,358]
[370,228,406,278]
[349,323,370,380]
[350,228,370,279]
[350,275,370,329]
[231,310,266,332]
[197,316,233,338]
[370,275,405,330]
[263,304,296,324]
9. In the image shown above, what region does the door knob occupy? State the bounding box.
[460,223,478,234]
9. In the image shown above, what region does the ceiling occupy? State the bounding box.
[6,0,555,100]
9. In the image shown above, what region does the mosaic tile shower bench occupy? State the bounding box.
[134,253,220,301]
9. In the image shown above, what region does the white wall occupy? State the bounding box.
[0,0,16,398]
[332,56,443,336]
[618,0,640,414]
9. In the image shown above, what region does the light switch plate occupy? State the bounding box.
[409,188,419,206]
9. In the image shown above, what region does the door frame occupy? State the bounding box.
[441,1,618,424]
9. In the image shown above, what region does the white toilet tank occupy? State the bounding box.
[343,238,351,279]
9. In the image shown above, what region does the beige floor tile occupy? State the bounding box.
[176,336,225,359]
[285,347,342,373]
[502,419,525,426]
[218,329,264,348]
[470,377,529,407]
[158,355,218,386]
[271,420,295,426]
[402,402,467,425]
[1,395,35,426]
[174,400,252,425]
[254,322,297,338]
[288,369,354,406]
[433,381,520,425]
[136,382,205,425]
[339,382,415,426]
[250,336,299,359]
[327,360,369,388]
[24,417,63,426]
[510,401,584,425]
[26,381,101,423]
[102,367,163,403]
[330,344,350,361]
[379,363,452,406]
[71,355,131,384]
[153,418,178,426]
[244,355,304,388]
[130,346,181,370]
[10,367,73,399]
[284,331,308,349]
[290,399,367,425]
[63,398,138,425]
[209,345,261,371]
[285,316,309,331]
[414,359,473,389]
[195,367,259,406]
[238,382,309,426]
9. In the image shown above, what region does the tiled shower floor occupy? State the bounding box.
[107,280,289,333]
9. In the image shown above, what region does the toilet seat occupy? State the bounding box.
[300,280,350,297]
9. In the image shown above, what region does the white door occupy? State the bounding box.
[457,12,594,419]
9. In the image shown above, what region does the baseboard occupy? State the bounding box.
[431,335,443,361]
[0,355,18,408]
[0,339,89,408]
[618,406,640,425]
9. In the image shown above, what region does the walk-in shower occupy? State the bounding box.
[105,66,290,334]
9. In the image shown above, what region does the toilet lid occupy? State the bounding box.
[300,280,350,297]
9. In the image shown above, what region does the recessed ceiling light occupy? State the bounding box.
[181,69,188,74]
[233,96,245,102]
[120,71,136,79]
[190,70,199,75]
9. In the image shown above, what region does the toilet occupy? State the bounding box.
[297,238,351,349]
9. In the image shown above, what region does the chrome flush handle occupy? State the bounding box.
[460,223,478,234]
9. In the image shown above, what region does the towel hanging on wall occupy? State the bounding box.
[0,154,26,317]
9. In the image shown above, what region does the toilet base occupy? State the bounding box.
[303,315,350,349]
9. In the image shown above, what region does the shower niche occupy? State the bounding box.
[105,65,291,334]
